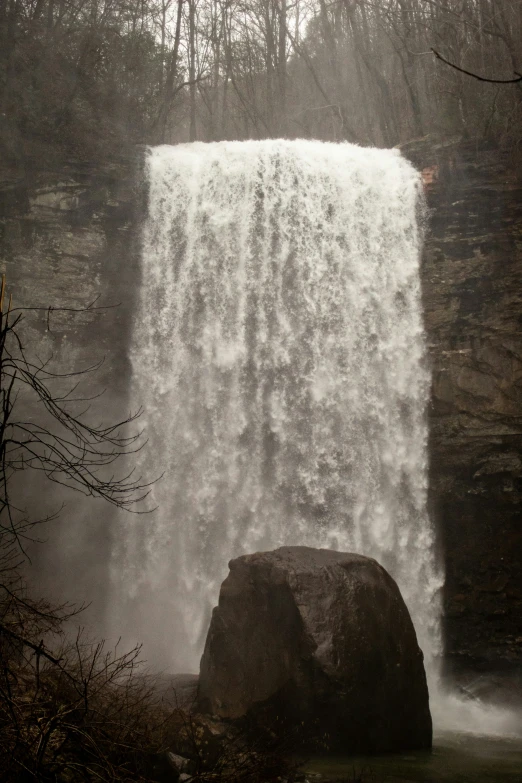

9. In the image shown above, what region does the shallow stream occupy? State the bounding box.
[305,732,522,782]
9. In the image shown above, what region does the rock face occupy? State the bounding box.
[0,153,144,609]
[403,139,522,676]
[1,153,144,392]
[198,546,432,753]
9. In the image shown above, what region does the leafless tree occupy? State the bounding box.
[0,275,154,557]
[0,274,174,780]
[2,0,521,153]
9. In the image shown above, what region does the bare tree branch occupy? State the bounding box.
[0,274,158,557]
[432,48,522,84]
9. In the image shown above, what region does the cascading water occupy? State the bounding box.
[111,139,444,674]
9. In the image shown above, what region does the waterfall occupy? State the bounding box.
[111,139,443,673]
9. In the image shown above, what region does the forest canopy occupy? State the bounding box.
[1,0,521,161]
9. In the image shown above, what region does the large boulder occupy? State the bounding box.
[198,546,431,753]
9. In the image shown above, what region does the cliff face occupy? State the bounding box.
[1,142,521,675]
[0,156,143,396]
[405,140,522,674]
[0,156,145,611]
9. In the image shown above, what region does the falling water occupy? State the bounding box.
[111,139,444,674]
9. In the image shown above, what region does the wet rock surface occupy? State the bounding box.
[0,153,146,609]
[404,139,522,675]
[0,153,144,393]
[198,546,432,753]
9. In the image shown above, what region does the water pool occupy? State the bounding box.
[304,731,522,782]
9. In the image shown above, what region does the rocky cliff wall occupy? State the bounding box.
[404,140,522,676]
[1,142,520,676]
[0,154,144,394]
[0,154,145,612]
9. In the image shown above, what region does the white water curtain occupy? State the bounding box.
[110,140,442,673]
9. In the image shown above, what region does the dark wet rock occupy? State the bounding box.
[167,753,195,775]
[403,139,522,674]
[198,546,432,753]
